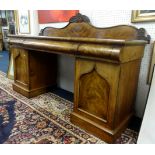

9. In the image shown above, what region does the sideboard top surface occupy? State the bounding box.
[8,34,147,45]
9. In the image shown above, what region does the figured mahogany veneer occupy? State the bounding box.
[8,13,149,143]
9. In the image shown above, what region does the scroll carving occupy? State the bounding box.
[137,28,151,43]
[69,13,90,23]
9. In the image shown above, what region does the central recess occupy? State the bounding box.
[51,54,75,102]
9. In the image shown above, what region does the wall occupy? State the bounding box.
[29,10,39,35]
[137,66,155,143]
[38,10,154,118]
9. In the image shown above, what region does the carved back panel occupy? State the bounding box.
[41,13,149,42]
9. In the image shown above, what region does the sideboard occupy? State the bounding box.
[8,13,150,143]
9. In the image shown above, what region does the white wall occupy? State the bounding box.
[38,10,154,118]
[29,10,39,35]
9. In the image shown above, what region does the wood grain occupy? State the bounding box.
[79,69,110,121]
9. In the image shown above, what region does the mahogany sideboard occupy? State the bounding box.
[8,14,150,143]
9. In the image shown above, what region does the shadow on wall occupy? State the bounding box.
[0,100,16,143]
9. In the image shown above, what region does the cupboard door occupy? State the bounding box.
[13,48,29,89]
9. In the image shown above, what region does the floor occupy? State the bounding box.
[0,50,142,132]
